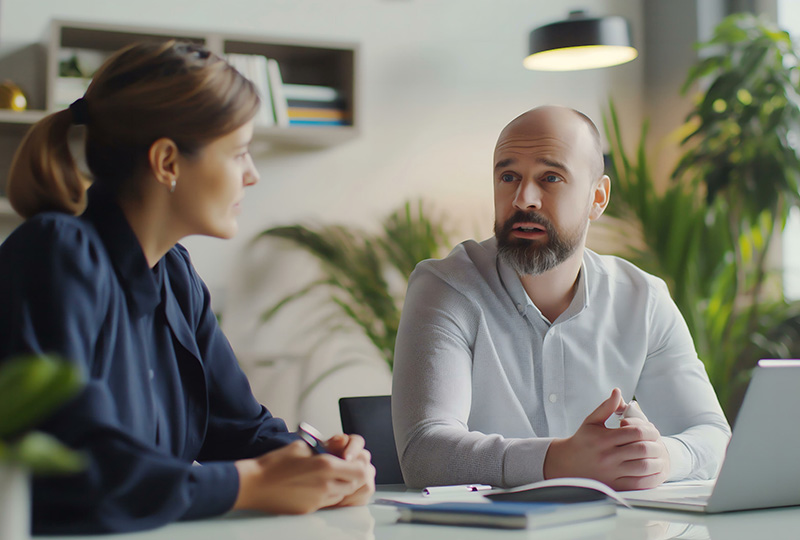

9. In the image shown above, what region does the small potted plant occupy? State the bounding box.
[0,354,85,540]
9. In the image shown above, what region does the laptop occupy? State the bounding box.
[621,359,800,513]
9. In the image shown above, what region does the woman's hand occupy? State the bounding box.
[323,434,376,508]
[232,436,375,514]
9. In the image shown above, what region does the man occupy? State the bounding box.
[391,106,731,490]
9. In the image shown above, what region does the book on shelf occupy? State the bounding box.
[286,98,350,127]
[266,59,289,127]
[288,119,348,127]
[225,53,275,127]
[282,83,341,102]
[285,98,347,110]
[394,499,615,530]
[287,106,347,120]
[222,58,349,129]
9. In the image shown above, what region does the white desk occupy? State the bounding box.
[39,486,800,540]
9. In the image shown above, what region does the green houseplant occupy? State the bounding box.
[251,200,451,404]
[603,13,800,418]
[0,354,85,540]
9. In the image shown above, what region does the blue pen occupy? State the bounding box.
[298,421,329,454]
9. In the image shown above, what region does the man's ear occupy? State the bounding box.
[589,175,611,221]
[148,138,180,191]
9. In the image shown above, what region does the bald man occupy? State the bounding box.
[391,106,731,491]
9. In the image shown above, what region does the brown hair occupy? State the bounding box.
[6,40,260,218]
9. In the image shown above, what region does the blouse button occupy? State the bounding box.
[548,393,558,403]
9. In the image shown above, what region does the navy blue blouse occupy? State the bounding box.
[0,185,296,534]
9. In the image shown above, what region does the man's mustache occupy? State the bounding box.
[501,211,554,233]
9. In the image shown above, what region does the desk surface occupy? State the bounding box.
[39,486,800,540]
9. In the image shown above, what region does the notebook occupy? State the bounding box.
[620,359,800,513]
[394,499,615,530]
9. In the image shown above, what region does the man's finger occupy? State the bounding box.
[584,388,624,425]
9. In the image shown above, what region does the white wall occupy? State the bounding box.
[778,0,800,300]
[0,0,644,434]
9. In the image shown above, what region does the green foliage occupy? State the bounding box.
[253,200,451,375]
[603,13,800,418]
[677,14,800,220]
[0,354,86,474]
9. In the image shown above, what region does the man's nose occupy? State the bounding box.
[513,179,542,210]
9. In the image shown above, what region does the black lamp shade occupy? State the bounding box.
[525,12,637,71]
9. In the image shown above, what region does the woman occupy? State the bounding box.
[0,41,374,534]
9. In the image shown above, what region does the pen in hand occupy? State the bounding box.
[298,422,330,455]
[608,399,646,428]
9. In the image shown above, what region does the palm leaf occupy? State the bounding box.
[253,200,451,384]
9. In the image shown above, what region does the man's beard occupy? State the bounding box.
[494,210,587,276]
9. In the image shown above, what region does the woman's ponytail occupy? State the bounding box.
[6,108,89,218]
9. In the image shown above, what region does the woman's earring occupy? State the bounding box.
[169,180,177,193]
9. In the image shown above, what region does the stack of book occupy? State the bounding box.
[225,53,285,127]
[377,477,623,531]
[284,83,349,127]
[393,499,615,530]
[224,54,348,129]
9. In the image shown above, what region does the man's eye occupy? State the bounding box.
[500,173,516,183]
[543,174,562,183]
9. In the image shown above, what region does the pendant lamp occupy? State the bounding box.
[524,10,638,71]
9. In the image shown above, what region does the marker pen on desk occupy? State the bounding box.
[298,422,329,454]
[422,484,493,496]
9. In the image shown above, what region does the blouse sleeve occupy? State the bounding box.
[167,244,298,462]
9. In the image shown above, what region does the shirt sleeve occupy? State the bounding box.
[0,219,235,534]
[392,266,553,489]
[635,279,732,481]
[169,245,299,463]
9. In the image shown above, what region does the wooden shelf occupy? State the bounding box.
[0,110,48,125]
[0,20,361,207]
[46,20,361,149]
[0,109,360,148]
[255,125,359,147]
[0,110,47,133]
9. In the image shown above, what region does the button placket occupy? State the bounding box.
[543,325,568,435]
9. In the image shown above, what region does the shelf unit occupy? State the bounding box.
[0,19,361,213]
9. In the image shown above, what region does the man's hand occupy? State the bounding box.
[543,388,670,491]
[232,435,375,514]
